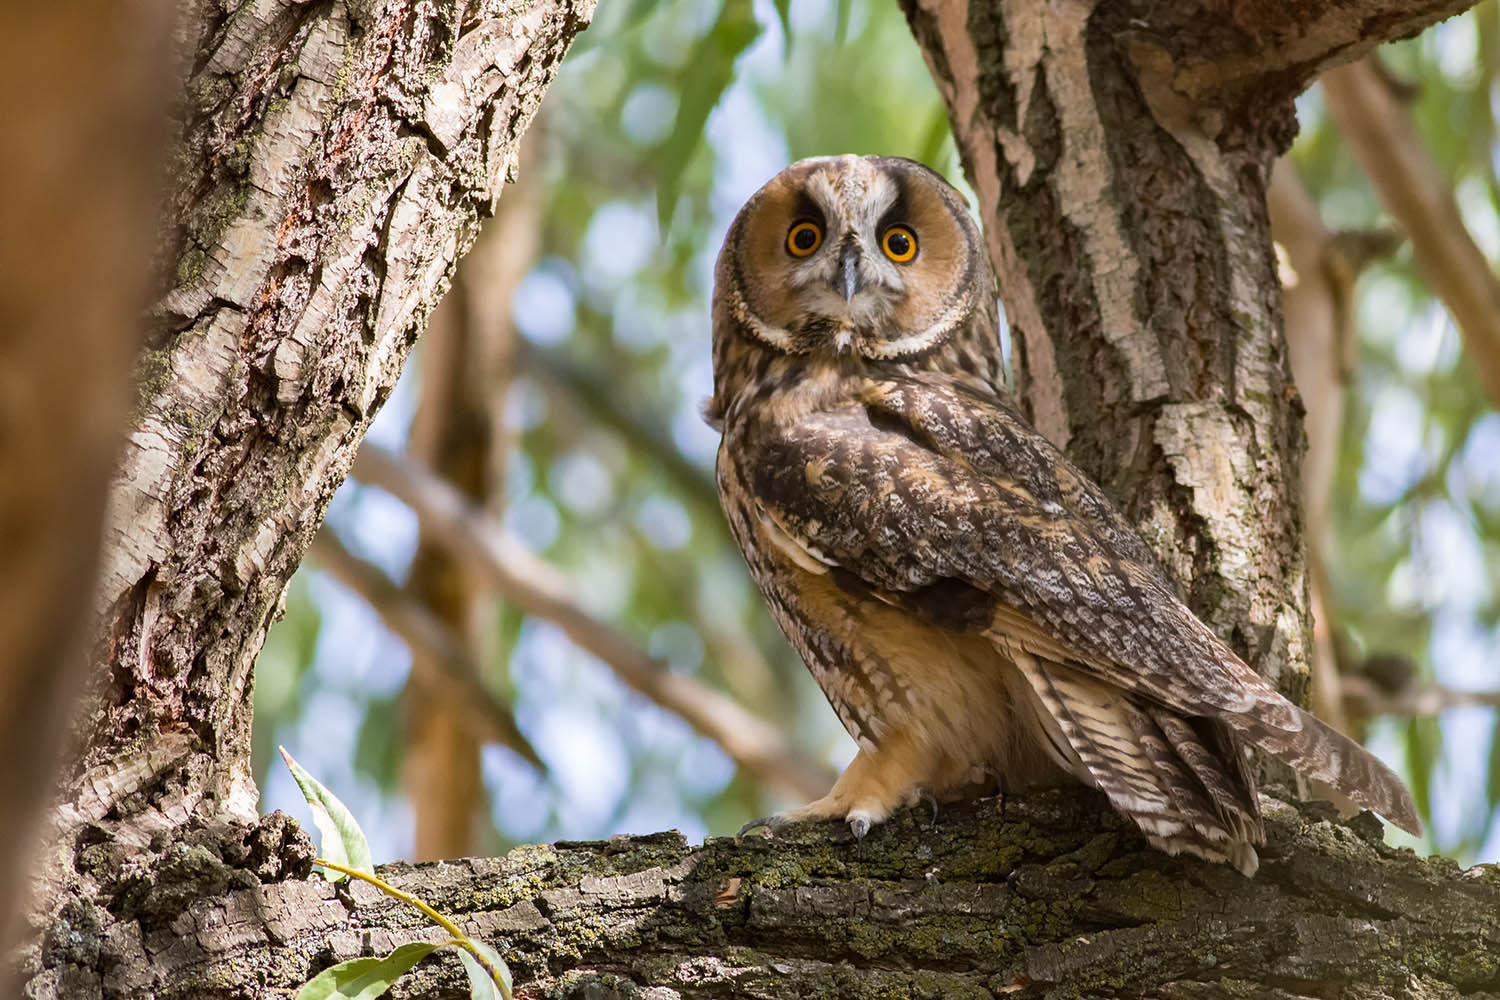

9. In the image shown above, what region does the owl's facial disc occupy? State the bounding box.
[729,155,978,360]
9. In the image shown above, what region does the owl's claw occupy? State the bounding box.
[849,814,871,841]
[737,814,786,837]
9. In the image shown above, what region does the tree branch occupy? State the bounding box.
[81,790,1500,998]
[1085,0,1473,109]
[305,528,543,770]
[350,443,835,801]
[1342,675,1500,717]
[514,339,720,513]
[22,0,594,982]
[1322,55,1500,406]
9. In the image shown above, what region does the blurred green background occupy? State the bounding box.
[253,0,1500,864]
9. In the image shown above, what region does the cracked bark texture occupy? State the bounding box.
[31,791,1500,999]
[898,0,1470,706]
[19,0,591,994]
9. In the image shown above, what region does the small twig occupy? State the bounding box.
[1322,56,1500,406]
[1341,675,1500,717]
[307,529,544,771]
[514,339,720,512]
[350,444,836,801]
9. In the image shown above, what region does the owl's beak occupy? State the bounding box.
[838,245,862,302]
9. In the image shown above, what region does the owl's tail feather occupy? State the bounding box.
[1224,693,1423,837]
[1015,656,1264,876]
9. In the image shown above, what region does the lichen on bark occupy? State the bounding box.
[34,790,1500,998]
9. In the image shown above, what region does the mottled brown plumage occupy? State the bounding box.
[709,154,1419,875]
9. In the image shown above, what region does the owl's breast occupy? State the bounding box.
[715,434,1063,788]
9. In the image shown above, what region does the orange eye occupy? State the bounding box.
[881,225,917,263]
[786,221,822,257]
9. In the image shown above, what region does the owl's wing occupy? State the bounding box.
[735,375,1420,835]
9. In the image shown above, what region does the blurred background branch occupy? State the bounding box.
[1323,54,1500,406]
[395,130,541,860]
[351,442,834,802]
[307,529,543,771]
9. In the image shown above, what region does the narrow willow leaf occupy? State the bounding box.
[280,746,375,877]
[771,0,791,48]
[458,946,508,1000]
[473,940,513,993]
[653,0,761,228]
[295,941,439,1000]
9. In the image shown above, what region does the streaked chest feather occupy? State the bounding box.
[718,450,1064,788]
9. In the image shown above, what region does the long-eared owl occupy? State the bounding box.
[706,154,1418,875]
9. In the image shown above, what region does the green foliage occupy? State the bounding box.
[281,746,374,878]
[1293,4,1500,861]
[295,941,440,1000]
[653,0,762,226]
[284,757,516,1000]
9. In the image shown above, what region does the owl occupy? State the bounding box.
[706,154,1419,876]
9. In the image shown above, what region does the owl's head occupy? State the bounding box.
[713,155,990,363]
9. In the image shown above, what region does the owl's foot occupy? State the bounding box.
[737,814,788,837]
[736,793,893,840]
[738,745,933,841]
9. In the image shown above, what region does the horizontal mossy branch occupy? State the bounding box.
[51,790,1499,999]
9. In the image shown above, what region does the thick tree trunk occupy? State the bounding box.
[899,0,1468,705]
[17,0,1492,997]
[18,0,591,994]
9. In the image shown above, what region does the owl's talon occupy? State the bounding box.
[849,814,871,841]
[737,815,784,837]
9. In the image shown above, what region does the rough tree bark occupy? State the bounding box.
[16,0,1496,998]
[18,0,591,995]
[898,0,1466,705]
[39,792,1500,998]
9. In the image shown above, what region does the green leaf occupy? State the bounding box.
[458,941,512,1000]
[280,746,375,878]
[1402,716,1439,831]
[295,941,439,1000]
[653,0,762,228]
[834,0,852,44]
[771,0,791,49]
